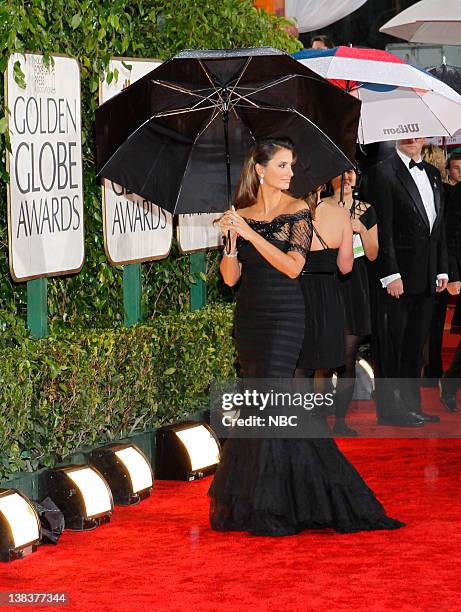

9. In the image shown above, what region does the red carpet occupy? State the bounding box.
[1,317,460,610]
[333,388,461,438]
[1,437,460,611]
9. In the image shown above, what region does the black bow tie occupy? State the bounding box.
[409,159,425,171]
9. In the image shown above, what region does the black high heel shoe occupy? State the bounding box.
[438,379,458,412]
[332,419,358,437]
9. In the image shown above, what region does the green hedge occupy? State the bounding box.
[0,0,301,327]
[0,304,236,482]
[0,0,300,484]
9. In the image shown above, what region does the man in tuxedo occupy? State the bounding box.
[439,182,461,411]
[366,138,448,426]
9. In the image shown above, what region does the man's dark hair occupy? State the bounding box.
[447,152,461,169]
[310,34,334,48]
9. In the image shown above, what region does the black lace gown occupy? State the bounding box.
[209,210,404,536]
[233,211,312,377]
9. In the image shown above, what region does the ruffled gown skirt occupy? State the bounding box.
[209,433,404,536]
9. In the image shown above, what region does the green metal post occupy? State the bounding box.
[189,252,207,311]
[123,263,142,326]
[27,278,48,338]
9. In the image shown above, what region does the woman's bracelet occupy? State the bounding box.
[223,250,238,258]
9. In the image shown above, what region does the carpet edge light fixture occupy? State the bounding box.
[45,465,114,531]
[89,443,154,505]
[155,422,221,481]
[0,489,41,562]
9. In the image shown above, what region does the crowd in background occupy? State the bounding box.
[276,34,461,434]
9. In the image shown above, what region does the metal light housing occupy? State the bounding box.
[45,465,113,530]
[89,443,153,505]
[155,422,221,481]
[0,489,41,562]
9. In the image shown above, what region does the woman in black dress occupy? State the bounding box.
[327,169,378,436]
[296,188,353,379]
[209,139,402,536]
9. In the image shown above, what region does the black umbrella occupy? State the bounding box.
[96,47,361,214]
[428,64,461,95]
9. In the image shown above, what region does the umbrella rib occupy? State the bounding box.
[230,74,301,104]
[234,72,323,91]
[99,103,219,188]
[289,108,355,178]
[231,96,261,111]
[247,104,353,166]
[152,79,211,101]
[227,57,252,98]
[154,105,219,118]
[417,93,453,136]
[226,75,300,112]
[228,72,322,112]
[154,71,229,113]
[173,108,221,214]
[196,107,221,140]
[223,59,256,118]
[198,60,225,106]
[152,81,227,113]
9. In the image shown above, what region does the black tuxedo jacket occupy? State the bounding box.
[365,151,448,295]
[446,183,461,281]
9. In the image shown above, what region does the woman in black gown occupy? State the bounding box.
[209,139,403,536]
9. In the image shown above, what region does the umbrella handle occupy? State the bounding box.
[222,108,233,255]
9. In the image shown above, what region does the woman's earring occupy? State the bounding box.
[259,175,264,185]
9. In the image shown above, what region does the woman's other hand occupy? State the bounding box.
[351,218,365,234]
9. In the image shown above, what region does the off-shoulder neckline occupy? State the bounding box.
[240,209,310,224]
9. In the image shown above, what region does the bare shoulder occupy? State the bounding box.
[319,198,348,219]
[283,196,309,214]
[338,206,351,220]
[321,196,336,207]
[237,205,257,218]
[320,197,340,211]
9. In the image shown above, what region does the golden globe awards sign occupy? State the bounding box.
[100,58,173,264]
[5,53,84,281]
[177,213,223,253]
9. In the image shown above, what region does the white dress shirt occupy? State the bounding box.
[380,149,448,288]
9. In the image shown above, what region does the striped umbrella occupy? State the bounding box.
[293,46,461,144]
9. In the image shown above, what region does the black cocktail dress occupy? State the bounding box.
[339,201,378,336]
[298,226,345,370]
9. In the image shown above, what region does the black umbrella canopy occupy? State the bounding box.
[428,64,461,95]
[96,47,361,214]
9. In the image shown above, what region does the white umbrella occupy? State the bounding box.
[285,0,368,34]
[294,47,461,144]
[379,0,461,46]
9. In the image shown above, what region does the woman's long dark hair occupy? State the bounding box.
[233,138,296,210]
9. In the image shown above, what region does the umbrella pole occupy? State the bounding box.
[223,111,232,208]
[223,110,232,253]
[340,80,351,206]
[340,172,345,204]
